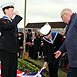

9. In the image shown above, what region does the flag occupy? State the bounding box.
[0,62,44,77]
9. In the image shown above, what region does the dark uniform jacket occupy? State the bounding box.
[43,32,64,62]
[0,15,22,53]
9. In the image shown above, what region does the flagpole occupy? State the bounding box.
[23,0,26,52]
[22,0,29,59]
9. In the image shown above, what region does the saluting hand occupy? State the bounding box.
[14,11,20,16]
[54,50,61,59]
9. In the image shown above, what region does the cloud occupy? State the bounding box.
[0,0,77,28]
[27,0,77,24]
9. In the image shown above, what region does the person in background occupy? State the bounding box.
[25,30,28,39]
[26,29,32,57]
[0,3,22,77]
[33,28,36,36]
[40,35,44,58]
[18,32,23,58]
[40,23,64,77]
[33,32,41,59]
[54,8,77,77]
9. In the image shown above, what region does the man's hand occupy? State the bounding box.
[54,50,61,59]
[14,11,20,16]
[43,62,47,68]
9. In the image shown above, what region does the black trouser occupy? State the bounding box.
[67,67,77,77]
[48,53,59,77]
[0,50,17,77]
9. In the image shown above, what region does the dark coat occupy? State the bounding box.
[0,15,22,53]
[59,13,77,67]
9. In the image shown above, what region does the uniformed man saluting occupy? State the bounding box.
[0,3,22,77]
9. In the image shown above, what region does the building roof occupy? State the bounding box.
[26,22,66,29]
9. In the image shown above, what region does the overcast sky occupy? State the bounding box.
[0,0,77,28]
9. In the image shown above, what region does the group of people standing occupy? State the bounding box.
[26,29,43,60]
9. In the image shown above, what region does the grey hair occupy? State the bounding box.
[61,8,73,16]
